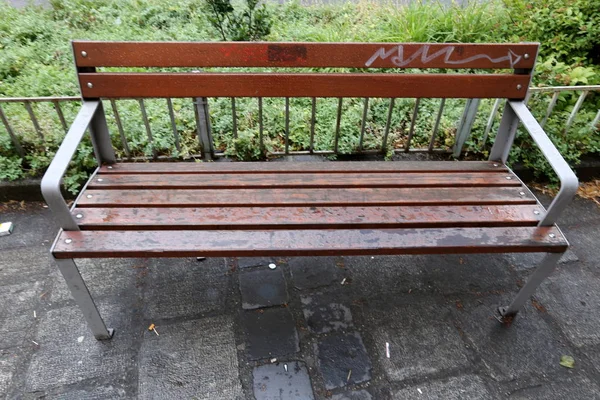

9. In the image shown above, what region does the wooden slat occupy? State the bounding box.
[73,42,538,69]
[52,226,568,259]
[79,73,530,99]
[98,161,508,174]
[88,172,521,190]
[77,187,536,208]
[73,205,542,230]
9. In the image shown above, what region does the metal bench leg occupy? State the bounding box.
[55,258,114,340]
[499,252,562,317]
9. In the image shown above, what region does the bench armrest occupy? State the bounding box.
[508,100,579,226]
[41,101,101,231]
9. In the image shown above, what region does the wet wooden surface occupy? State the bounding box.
[52,160,564,259]
[79,73,529,99]
[73,42,538,69]
[87,172,522,190]
[97,161,509,174]
[77,187,536,207]
[53,226,568,259]
[73,205,542,230]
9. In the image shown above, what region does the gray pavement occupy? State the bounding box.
[1,190,600,399]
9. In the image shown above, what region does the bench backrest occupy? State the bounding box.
[73,42,538,100]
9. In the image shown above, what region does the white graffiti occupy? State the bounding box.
[365,44,522,68]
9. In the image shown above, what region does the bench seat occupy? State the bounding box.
[52,160,568,258]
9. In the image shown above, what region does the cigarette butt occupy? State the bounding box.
[153,328,159,336]
[32,340,39,346]
[33,310,37,318]
[386,342,390,358]
[284,364,288,372]
[341,278,347,285]
[148,323,155,331]
[346,369,352,382]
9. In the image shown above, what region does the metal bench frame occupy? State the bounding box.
[42,42,577,340]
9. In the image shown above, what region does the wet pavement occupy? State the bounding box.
[1,188,600,399]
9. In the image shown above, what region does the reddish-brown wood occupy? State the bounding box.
[98,161,508,175]
[72,42,538,69]
[88,172,521,190]
[52,226,567,259]
[79,73,530,99]
[73,205,542,230]
[77,187,536,208]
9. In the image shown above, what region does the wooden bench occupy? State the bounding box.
[42,41,577,340]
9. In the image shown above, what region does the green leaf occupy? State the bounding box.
[560,355,575,369]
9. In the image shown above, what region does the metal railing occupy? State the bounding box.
[1,85,599,161]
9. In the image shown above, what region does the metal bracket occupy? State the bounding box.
[194,97,213,160]
[54,255,114,340]
[41,101,106,231]
[508,101,578,226]
[453,98,480,157]
[499,252,562,317]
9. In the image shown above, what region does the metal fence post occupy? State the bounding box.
[453,98,480,157]
[592,109,600,130]
[194,97,213,160]
[0,104,24,157]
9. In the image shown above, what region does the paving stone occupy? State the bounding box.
[370,299,470,382]
[557,224,600,267]
[289,256,343,290]
[316,331,372,390]
[43,382,132,399]
[588,345,600,372]
[242,307,299,360]
[0,348,23,396]
[300,292,353,334]
[506,250,579,271]
[536,265,600,347]
[0,280,44,349]
[343,255,426,296]
[49,258,140,304]
[252,361,314,400]
[420,254,514,294]
[393,375,493,400]
[331,389,373,400]
[139,316,243,400]
[239,267,288,309]
[456,295,566,381]
[238,257,275,269]
[506,375,600,399]
[25,302,137,392]
[0,246,51,286]
[144,257,232,320]
[0,205,57,252]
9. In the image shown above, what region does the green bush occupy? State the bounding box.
[503,0,600,65]
[205,0,272,41]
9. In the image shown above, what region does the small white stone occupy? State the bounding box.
[77,336,84,343]
[268,263,276,270]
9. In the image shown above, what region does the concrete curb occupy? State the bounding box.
[0,178,74,203]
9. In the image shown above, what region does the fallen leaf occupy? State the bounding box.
[531,299,547,313]
[560,355,575,369]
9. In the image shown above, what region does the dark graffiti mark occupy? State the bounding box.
[268,45,308,62]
